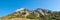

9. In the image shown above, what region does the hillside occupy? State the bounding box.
[1,8,60,20]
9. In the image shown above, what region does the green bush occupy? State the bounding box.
[22,12,26,15]
[26,15,36,19]
[26,15,41,19]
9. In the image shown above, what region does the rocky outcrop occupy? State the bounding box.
[7,8,52,18]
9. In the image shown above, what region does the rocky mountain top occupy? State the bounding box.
[1,8,60,20]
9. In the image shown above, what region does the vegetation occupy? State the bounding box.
[1,8,60,20]
[1,11,60,20]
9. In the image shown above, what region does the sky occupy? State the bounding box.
[0,0,60,17]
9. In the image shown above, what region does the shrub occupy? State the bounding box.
[26,15,36,19]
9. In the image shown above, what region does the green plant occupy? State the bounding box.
[26,15,36,19]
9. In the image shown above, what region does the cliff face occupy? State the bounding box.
[1,8,60,20]
[8,8,52,17]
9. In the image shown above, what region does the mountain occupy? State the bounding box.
[9,8,52,17]
[1,8,60,20]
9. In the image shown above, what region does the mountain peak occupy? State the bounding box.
[15,8,29,12]
[1,8,60,20]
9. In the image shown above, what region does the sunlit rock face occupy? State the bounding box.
[14,8,32,17]
[1,8,60,20]
[8,8,53,18]
[34,8,51,16]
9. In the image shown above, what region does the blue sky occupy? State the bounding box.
[0,0,60,17]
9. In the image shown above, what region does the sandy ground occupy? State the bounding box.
[1,18,30,20]
[0,19,1,20]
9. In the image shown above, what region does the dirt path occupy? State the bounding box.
[10,18,30,20]
[0,19,1,20]
[1,18,30,20]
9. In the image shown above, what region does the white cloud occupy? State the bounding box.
[16,8,25,12]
